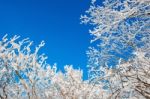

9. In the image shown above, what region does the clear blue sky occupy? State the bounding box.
[0,0,93,79]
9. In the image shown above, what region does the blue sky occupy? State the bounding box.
[0,0,93,79]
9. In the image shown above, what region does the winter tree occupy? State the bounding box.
[0,0,150,99]
[81,0,150,98]
[0,35,107,99]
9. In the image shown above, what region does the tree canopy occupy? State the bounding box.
[0,0,150,99]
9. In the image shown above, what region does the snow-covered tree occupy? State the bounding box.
[0,0,149,99]
[0,35,107,99]
[81,0,150,79]
[81,0,150,98]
